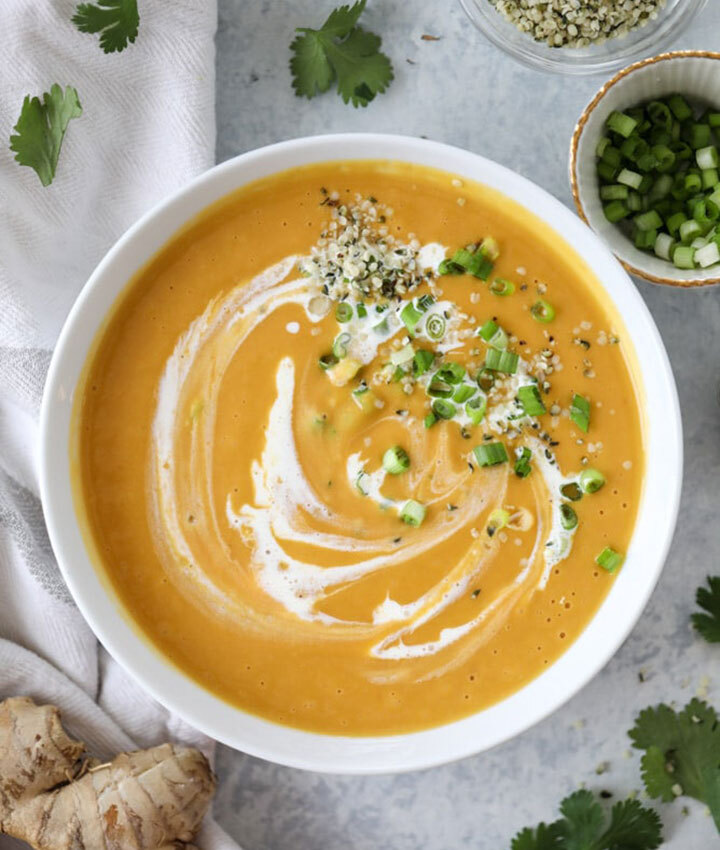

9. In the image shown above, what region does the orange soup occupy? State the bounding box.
[76,161,644,735]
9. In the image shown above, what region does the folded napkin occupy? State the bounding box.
[0,1,237,846]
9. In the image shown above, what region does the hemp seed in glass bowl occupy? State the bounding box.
[489,0,666,49]
[459,0,709,75]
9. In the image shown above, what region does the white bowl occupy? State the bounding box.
[40,134,682,774]
[570,51,720,286]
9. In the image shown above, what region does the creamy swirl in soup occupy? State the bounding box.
[76,162,643,735]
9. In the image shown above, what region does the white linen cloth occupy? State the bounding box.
[0,1,237,846]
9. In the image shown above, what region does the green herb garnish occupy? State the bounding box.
[9,85,83,187]
[692,575,720,643]
[510,789,662,850]
[289,0,393,107]
[630,699,720,832]
[72,0,139,53]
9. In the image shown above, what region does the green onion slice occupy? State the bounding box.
[595,546,624,573]
[517,384,546,417]
[413,349,434,377]
[514,447,532,479]
[530,300,555,323]
[435,362,466,384]
[424,313,446,341]
[560,504,578,531]
[332,332,351,359]
[570,393,590,433]
[319,353,339,371]
[428,377,453,398]
[400,499,426,527]
[489,278,515,296]
[560,482,583,502]
[579,467,605,494]
[485,348,519,374]
[400,302,423,335]
[432,398,456,420]
[473,442,508,467]
[452,384,475,403]
[465,394,486,425]
[382,445,410,475]
[335,302,353,323]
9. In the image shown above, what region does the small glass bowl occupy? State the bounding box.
[459,0,708,76]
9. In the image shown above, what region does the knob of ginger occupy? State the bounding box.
[0,696,216,849]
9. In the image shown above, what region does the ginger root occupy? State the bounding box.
[0,697,216,849]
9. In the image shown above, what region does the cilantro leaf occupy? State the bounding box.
[630,699,720,832]
[72,0,139,53]
[692,575,720,643]
[510,790,662,850]
[9,84,82,187]
[511,821,564,850]
[289,0,393,107]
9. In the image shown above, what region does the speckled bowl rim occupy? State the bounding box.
[570,50,720,288]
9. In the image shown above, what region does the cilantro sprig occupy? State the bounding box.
[289,0,393,107]
[72,0,139,54]
[692,575,720,643]
[511,790,662,850]
[9,85,83,187]
[630,699,720,832]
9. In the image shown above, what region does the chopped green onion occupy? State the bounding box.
[666,212,686,236]
[607,110,638,138]
[355,472,370,495]
[595,546,624,573]
[668,94,693,122]
[695,241,720,268]
[673,245,696,269]
[356,303,367,318]
[332,332,351,359]
[709,112,720,128]
[319,353,338,370]
[424,412,437,429]
[452,384,475,403]
[647,101,672,130]
[688,123,712,150]
[530,299,556,323]
[478,319,509,349]
[432,398,456,420]
[373,317,389,335]
[634,228,657,251]
[603,200,629,223]
[427,377,453,398]
[651,145,675,172]
[413,349,434,377]
[485,348,519,374]
[451,248,474,269]
[579,468,605,494]
[390,343,415,366]
[335,302,353,323]
[570,393,590,433]
[382,445,410,475]
[489,278,515,296]
[400,499,426,527]
[517,384,546,417]
[561,482,583,502]
[487,508,510,536]
[696,145,719,170]
[417,294,434,311]
[465,394,486,425]
[560,504,578,531]
[654,233,675,260]
[480,236,500,261]
[473,442,508,467]
[702,168,719,189]
[634,209,663,231]
[596,136,611,158]
[424,313,446,341]
[400,302,423,335]
[600,184,629,201]
[597,161,618,183]
[601,145,622,168]
[476,369,495,393]
[435,362,466,384]
[514,447,532,479]
[438,258,464,275]
[617,168,642,189]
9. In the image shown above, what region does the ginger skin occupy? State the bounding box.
[0,697,216,850]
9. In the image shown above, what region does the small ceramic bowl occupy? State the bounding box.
[570,51,720,287]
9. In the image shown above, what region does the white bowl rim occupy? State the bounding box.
[39,132,683,775]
